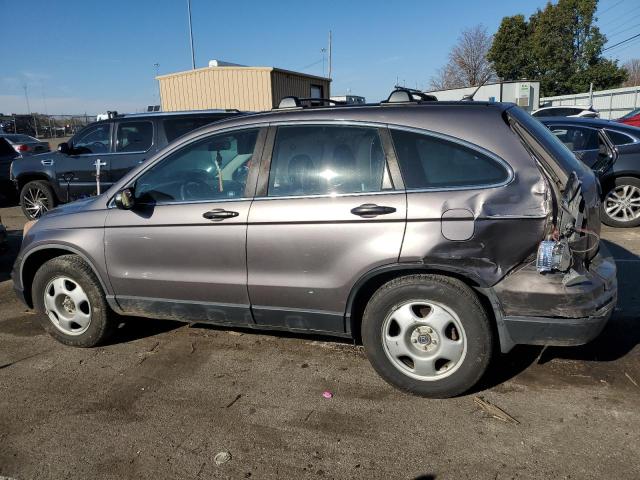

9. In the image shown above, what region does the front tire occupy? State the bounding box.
[32,255,115,347]
[361,274,494,398]
[20,180,55,219]
[600,176,640,228]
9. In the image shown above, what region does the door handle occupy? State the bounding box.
[350,203,397,218]
[138,158,146,164]
[203,209,239,220]
[41,159,54,166]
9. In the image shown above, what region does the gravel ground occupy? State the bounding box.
[0,205,638,480]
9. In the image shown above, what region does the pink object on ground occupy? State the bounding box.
[322,391,333,399]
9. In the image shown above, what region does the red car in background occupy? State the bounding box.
[617,108,640,127]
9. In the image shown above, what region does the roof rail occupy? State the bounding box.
[382,88,438,104]
[275,96,347,110]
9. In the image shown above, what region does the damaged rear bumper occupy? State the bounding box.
[492,244,617,352]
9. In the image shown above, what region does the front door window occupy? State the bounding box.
[71,123,111,154]
[134,129,259,203]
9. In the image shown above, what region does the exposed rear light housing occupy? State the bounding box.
[536,239,572,273]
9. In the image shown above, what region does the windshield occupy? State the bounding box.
[619,108,640,120]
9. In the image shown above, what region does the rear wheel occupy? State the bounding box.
[20,180,55,219]
[600,176,640,228]
[361,274,494,398]
[32,255,116,347]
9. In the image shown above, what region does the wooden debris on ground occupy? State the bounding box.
[473,396,520,425]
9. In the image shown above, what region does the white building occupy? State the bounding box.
[330,95,366,104]
[541,85,640,120]
[427,80,541,112]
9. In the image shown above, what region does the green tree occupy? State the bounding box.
[488,0,627,96]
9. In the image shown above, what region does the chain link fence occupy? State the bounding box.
[0,114,96,139]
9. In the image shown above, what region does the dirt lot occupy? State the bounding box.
[0,205,638,480]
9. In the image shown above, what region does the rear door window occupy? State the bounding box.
[605,129,635,146]
[115,121,153,152]
[390,129,510,189]
[163,116,227,142]
[267,125,391,197]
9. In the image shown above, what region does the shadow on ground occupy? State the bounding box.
[1,225,638,390]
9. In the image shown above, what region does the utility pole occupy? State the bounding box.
[321,48,327,77]
[187,0,196,69]
[154,63,161,104]
[23,83,31,114]
[328,30,332,79]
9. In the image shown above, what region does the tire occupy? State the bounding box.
[32,255,115,347]
[361,274,494,398]
[600,176,640,228]
[20,180,55,220]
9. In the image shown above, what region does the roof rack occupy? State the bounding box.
[382,88,438,104]
[276,97,347,109]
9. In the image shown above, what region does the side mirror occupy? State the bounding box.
[114,188,135,210]
[57,142,70,154]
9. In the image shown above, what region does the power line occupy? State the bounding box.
[598,0,626,17]
[607,22,640,40]
[605,35,640,54]
[603,32,640,51]
[602,11,640,33]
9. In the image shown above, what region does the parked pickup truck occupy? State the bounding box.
[10,109,241,219]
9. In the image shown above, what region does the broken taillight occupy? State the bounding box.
[536,239,572,273]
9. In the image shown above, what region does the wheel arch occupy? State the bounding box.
[344,264,502,343]
[20,244,112,309]
[17,174,61,203]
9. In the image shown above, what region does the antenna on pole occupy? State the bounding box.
[187,0,196,69]
[328,30,332,79]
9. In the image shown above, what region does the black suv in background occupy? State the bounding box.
[10,110,241,219]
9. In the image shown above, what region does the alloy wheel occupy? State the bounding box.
[43,276,92,336]
[381,300,467,381]
[603,184,640,224]
[23,185,51,218]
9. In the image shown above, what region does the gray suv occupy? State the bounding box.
[11,91,618,397]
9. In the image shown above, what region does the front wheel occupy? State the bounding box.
[32,255,116,347]
[361,274,494,398]
[600,177,640,228]
[20,180,55,219]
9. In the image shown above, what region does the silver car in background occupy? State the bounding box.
[0,134,50,156]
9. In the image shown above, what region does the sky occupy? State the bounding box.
[1,0,639,115]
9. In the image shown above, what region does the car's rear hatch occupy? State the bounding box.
[505,106,602,265]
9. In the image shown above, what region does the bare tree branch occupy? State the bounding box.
[429,25,496,90]
[623,59,640,87]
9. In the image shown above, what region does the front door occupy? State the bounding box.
[548,124,600,167]
[109,119,155,182]
[56,122,113,201]
[247,124,407,334]
[105,127,266,324]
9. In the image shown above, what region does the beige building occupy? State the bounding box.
[157,65,331,112]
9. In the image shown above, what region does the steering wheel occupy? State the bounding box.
[90,141,107,153]
[180,169,212,201]
[180,178,211,201]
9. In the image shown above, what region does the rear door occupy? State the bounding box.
[246,123,406,334]
[547,124,600,167]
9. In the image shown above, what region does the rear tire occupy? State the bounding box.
[600,176,640,228]
[361,274,494,398]
[20,180,55,219]
[32,255,115,347]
